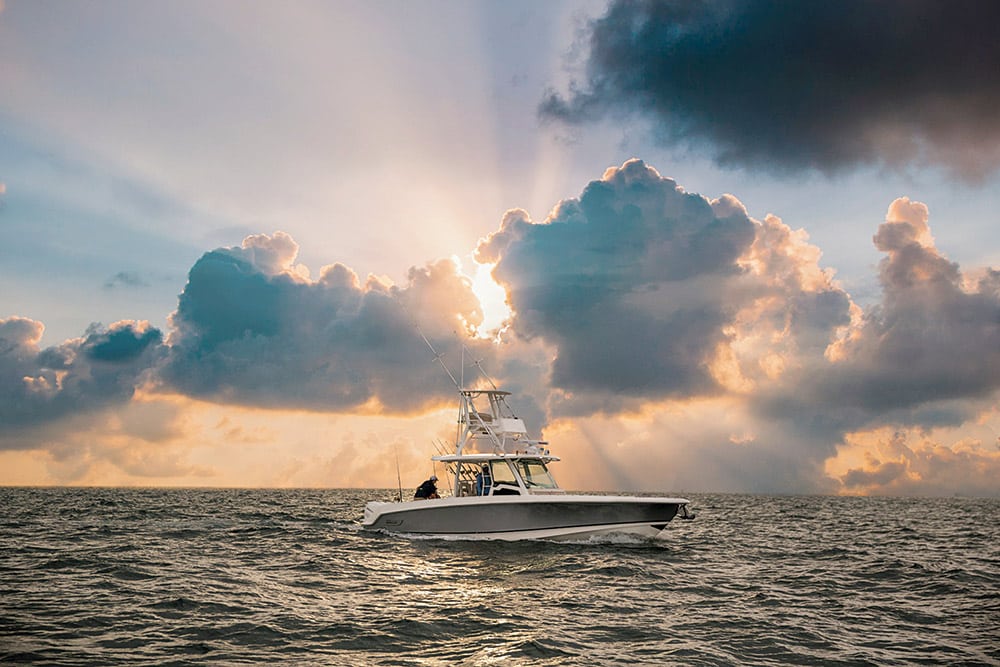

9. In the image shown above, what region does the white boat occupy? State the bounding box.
[363,351,693,541]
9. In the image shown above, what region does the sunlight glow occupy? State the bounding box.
[470,261,511,337]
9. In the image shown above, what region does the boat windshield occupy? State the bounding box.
[515,459,558,489]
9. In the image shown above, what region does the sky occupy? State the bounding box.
[1,0,998,495]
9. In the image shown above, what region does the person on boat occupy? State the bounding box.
[414,475,439,500]
[475,464,492,496]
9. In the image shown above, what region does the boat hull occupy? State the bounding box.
[362,495,688,541]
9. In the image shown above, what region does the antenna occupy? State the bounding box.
[415,325,461,391]
[471,354,499,392]
[396,292,479,394]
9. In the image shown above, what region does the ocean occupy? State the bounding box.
[1,488,997,666]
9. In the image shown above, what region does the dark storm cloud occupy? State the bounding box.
[159,232,497,413]
[477,159,757,406]
[0,317,164,440]
[541,0,1000,179]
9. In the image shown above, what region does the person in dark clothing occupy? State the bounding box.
[475,464,492,496]
[414,475,439,499]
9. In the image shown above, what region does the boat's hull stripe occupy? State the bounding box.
[364,500,681,537]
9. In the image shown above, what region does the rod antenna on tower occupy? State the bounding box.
[415,325,461,391]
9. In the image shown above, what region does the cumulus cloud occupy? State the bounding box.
[764,197,1000,433]
[2,161,996,495]
[478,159,851,419]
[478,160,755,408]
[541,0,1000,179]
[0,317,164,441]
[835,429,1000,497]
[475,160,997,493]
[159,231,501,414]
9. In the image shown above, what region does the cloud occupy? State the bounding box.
[478,159,851,419]
[0,317,165,441]
[834,429,1000,497]
[104,271,150,289]
[548,398,841,495]
[540,0,1000,180]
[159,231,500,414]
[478,159,758,410]
[1,161,996,495]
[475,160,997,494]
[764,197,1000,432]
[0,394,212,484]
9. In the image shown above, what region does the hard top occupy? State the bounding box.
[433,452,560,463]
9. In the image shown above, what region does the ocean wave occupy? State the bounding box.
[1,489,997,666]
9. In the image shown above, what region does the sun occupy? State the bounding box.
[470,260,512,337]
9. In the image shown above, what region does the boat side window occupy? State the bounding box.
[516,459,558,489]
[489,460,518,486]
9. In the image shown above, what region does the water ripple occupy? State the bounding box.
[1,488,997,665]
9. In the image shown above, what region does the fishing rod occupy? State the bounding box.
[393,444,403,503]
[432,438,457,479]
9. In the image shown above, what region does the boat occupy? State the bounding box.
[362,348,694,541]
